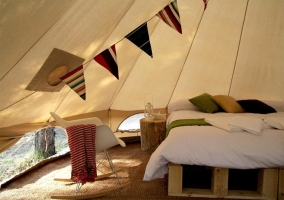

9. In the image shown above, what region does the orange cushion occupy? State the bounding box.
[212,95,245,113]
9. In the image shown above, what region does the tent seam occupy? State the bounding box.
[167,0,208,106]
[228,0,250,95]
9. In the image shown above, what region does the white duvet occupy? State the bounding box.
[143,110,284,181]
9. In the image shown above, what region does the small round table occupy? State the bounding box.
[140,118,166,151]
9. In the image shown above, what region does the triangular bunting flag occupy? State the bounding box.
[94,45,119,79]
[125,23,153,58]
[203,0,208,10]
[156,0,182,34]
[60,65,86,100]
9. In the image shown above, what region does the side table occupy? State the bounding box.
[140,118,166,151]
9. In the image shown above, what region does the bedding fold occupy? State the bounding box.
[228,116,263,135]
[205,117,242,132]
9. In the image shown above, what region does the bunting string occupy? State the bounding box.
[58,0,209,100]
[2,0,209,110]
[57,0,208,100]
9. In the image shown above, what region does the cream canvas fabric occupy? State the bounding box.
[1,0,284,152]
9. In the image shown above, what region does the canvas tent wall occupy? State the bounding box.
[1,0,284,153]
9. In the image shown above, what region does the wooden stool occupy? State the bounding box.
[140,118,166,151]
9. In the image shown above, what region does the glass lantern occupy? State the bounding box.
[144,93,154,121]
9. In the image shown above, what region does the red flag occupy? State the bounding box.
[203,0,208,10]
[94,45,119,79]
[157,0,182,34]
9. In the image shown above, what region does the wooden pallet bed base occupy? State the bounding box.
[279,169,284,199]
[168,163,284,200]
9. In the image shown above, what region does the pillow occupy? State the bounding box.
[167,99,199,113]
[261,100,284,112]
[264,117,284,130]
[189,93,219,113]
[229,116,263,135]
[237,99,276,114]
[212,95,245,113]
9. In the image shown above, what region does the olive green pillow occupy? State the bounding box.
[212,95,245,113]
[189,93,219,113]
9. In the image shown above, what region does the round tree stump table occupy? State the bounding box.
[140,118,166,151]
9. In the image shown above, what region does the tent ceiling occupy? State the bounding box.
[0,0,75,79]
[230,0,284,100]
[171,0,248,100]
[1,0,284,131]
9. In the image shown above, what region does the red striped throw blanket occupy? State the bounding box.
[66,124,97,185]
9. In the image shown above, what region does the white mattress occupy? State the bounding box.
[143,110,284,181]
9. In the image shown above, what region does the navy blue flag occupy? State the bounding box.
[125,23,153,58]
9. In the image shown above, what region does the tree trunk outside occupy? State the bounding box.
[35,127,56,158]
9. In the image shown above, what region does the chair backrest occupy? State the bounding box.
[49,112,125,152]
[50,112,103,128]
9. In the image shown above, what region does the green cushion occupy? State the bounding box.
[189,93,220,113]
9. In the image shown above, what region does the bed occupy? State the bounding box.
[143,95,284,199]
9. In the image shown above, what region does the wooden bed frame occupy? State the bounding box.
[168,163,284,200]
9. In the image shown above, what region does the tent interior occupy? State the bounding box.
[1,0,284,154]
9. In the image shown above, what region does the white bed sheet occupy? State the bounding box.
[143,110,284,181]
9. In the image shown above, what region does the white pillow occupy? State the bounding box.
[264,117,284,130]
[167,99,199,113]
[229,116,263,135]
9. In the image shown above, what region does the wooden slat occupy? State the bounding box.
[54,169,122,182]
[168,163,182,195]
[211,168,228,196]
[227,190,269,199]
[279,169,284,200]
[168,164,280,200]
[257,168,278,199]
[182,188,218,198]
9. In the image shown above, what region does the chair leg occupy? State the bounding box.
[51,150,129,199]
[75,181,82,194]
[104,150,121,185]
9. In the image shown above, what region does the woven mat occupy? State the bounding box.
[0,142,241,200]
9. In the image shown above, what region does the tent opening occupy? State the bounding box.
[0,128,68,185]
[114,113,144,140]
[117,113,144,132]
